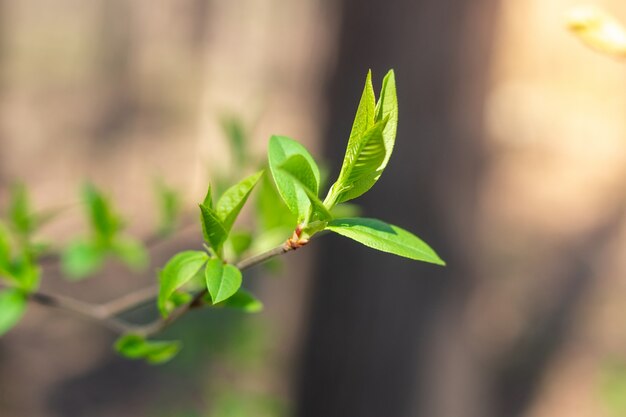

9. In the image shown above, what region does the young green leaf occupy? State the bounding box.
[326,218,444,265]
[7,255,41,292]
[154,179,181,236]
[325,70,398,207]
[327,118,388,205]
[205,258,242,304]
[0,222,11,272]
[330,203,362,219]
[158,250,209,317]
[256,165,297,232]
[112,237,149,271]
[8,183,34,236]
[279,155,318,194]
[228,231,253,258]
[114,334,181,364]
[217,288,263,312]
[83,183,122,244]
[221,115,248,167]
[199,204,228,253]
[0,289,27,337]
[268,135,321,222]
[203,183,214,208]
[249,229,290,258]
[61,240,105,280]
[215,171,263,233]
[169,291,193,309]
[296,184,332,223]
[343,69,377,162]
[278,155,332,222]
[375,69,398,169]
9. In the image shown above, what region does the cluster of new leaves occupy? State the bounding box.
[158,171,264,318]
[268,70,444,263]
[62,184,149,279]
[0,182,178,337]
[0,69,444,365]
[0,185,44,336]
[122,69,444,364]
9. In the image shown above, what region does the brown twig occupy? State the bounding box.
[11,240,299,337]
[26,291,133,333]
[133,242,294,337]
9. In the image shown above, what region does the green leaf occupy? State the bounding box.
[216,171,263,233]
[8,183,34,236]
[329,118,388,204]
[279,155,318,194]
[202,183,214,208]
[169,291,193,309]
[375,69,398,169]
[154,179,181,236]
[61,240,105,280]
[221,115,248,167]
[0,289,27,337]
[205,258,242,304]
[158,250,209,317]
[326,218,445,265]
[8,255,40,292]
[199,204,228,253]
[277,155,332,222]
[112,237,149,271]
[0,218,40,291]
[268,135,321,222]
[249,228,290,257]
[330,203,362,219]
[24,241,50,259]
[83,183,122,244]
[228,231,253,257]
[297,185,332,223]
[347,69,377,155]
[0,222,11,271]
[114,334,181,365]
[256,171,296,232]
[325,70,398,207]
[218,288,263,312]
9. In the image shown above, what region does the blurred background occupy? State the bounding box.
[1,0,626,416]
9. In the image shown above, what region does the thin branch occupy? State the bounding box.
[27,291,134,333]
[236,243,293,270]
[13,239,301,337]
[99,285,159,317]
[134,242,295,337]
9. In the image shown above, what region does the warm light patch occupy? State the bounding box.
[567,5,626,58]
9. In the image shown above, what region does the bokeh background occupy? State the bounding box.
[2,0,626,416]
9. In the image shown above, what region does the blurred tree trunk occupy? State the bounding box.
[296,1,499,416]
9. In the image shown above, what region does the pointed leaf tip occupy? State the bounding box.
[326,217,445,265]
[325,70,398,207]
[215,170,264,233]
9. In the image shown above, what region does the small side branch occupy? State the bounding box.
[135,242,294,337]
[28,291,134,333]
[11,240,299,337]
[99,286,159,317]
